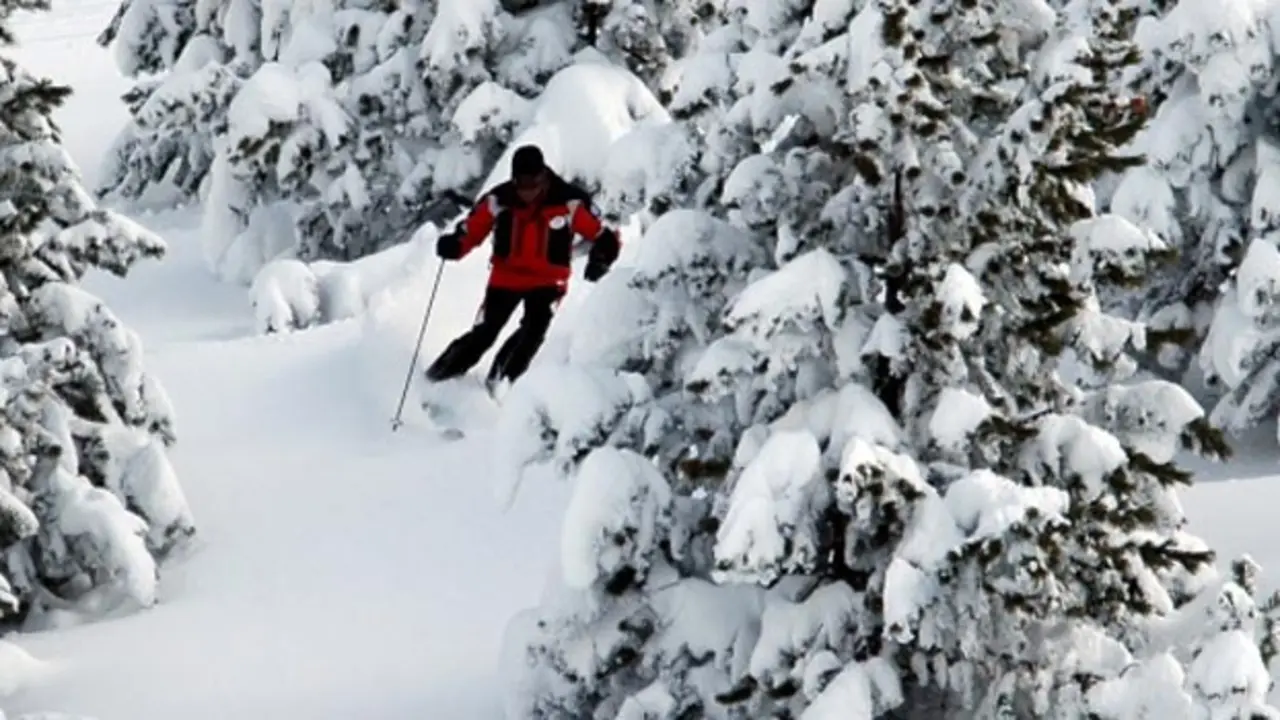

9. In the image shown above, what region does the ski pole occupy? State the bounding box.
[391,260,446,431]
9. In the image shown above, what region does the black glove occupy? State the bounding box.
[584,260,609,282]
[436,231,463,260]
[584,228,619,282]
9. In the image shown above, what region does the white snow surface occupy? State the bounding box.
[1,217,569,718]
[1,5,571,717]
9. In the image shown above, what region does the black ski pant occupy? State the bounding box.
[425,285,564,385]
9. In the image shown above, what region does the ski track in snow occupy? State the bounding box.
[3,4,568,718]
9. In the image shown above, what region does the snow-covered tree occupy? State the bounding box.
[288,0,443,261]
[594,7,736,234]
[1104,0,1280,443]
[96,0,254,207]
[397,0,542,216]
[500,0,1280,717]
[571,0,703,89]
[196,0,440,280]
[404,0,697,209]
[0,5,195,625]
[598,0,855,241]
[494,211,787,716]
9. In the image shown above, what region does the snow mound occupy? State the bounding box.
[0,641,54,699]
[249,259,321,335]
[246,232,461,336]
[476,59,672,194]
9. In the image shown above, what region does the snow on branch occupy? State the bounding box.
[41,209,166,278]
[560,447,672,592]
[934,264,985,340]
[1079,380,1216,463]
[724,248,847,341]
[927,387,994,455]
[493,364,656,495]
[799,655,903,720]
[419,0,502,75]
[1022,414,1128,499]
[714,430,826,586]
[628,208,763,292]
[1069,214,1171,287]
[26,282,174,442]
[741,583,861,700]
[771,382,905,470]
[452,80,533,144]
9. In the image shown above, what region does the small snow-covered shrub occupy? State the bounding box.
[248,254,387,334]
[249,259,321,335]
[310,261,365,324]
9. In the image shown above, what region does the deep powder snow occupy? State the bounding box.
[2,4,569,717]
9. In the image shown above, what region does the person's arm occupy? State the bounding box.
[457,194,500,256]
[439,193,499,260]
[569,200,620,279]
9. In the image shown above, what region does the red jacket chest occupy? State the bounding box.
[509,203,571,230]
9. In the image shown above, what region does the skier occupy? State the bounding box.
[424,145,621,392]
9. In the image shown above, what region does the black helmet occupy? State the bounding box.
[511,145,546,179]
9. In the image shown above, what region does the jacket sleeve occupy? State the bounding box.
[570,200,620,260]
[457,193,500,256]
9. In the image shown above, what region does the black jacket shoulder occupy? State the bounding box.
[486,181,517,207]
[486,173,594,208]
[546,173,593,205]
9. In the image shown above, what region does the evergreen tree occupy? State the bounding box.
[498,0,1280,717]
[574,0,701,89]
[197,0,433,280]
[399,0,551,218]
[278,0,446,262]
[1104,0,1280,443]
[493,207,779,717]
[97,0,256,207]
[0,0,194,626]
[597,0,745,229]
[404,0,699,217]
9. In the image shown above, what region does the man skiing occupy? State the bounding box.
[424,145,621,392]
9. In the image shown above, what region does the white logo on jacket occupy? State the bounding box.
[549,216,569,230]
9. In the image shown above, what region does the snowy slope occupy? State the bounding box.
[3,264,570,717]
[3,4,570,718]
[1185,474,1280,593]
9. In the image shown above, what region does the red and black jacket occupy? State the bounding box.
[454,173,619,290]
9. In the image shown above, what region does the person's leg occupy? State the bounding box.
[425,287,520,382]
[487,286,564,385]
